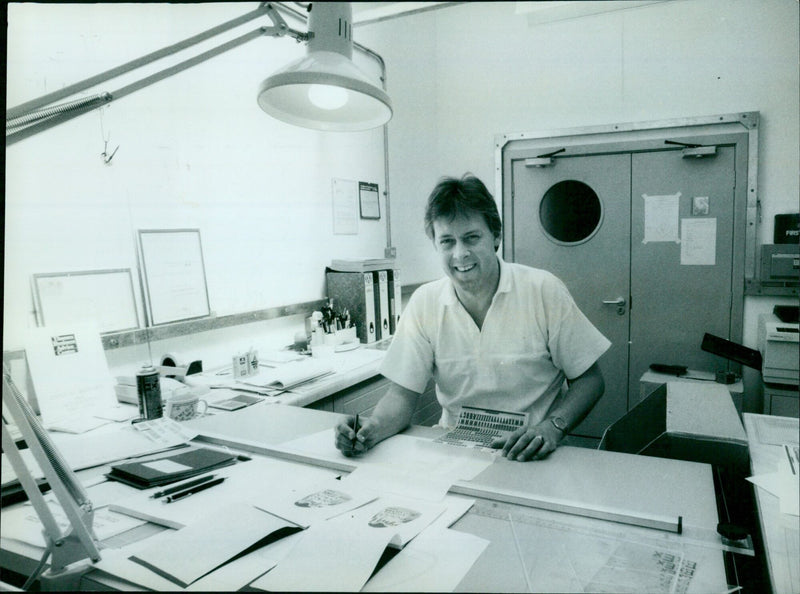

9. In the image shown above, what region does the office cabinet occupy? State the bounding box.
[762,382,800,417]
[500,114,755,437]
[306,375,441,426]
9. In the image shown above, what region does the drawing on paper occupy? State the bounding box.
[294,489,352,508]
[368,506,421,528]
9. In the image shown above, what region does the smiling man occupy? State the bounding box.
[335,174,611,462]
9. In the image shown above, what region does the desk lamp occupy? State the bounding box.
[7,2,392,145]
[258,2,393,131]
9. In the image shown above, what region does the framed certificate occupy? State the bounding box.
[32,268,140,334]
[138,229,211,326]
[359,182,381,220]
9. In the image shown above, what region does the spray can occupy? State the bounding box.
[136,364,163,420]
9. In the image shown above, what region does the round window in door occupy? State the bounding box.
[539,180,603,245]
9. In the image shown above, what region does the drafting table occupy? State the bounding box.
[743,413,800,594]
[1,404,732,592]
[195,405,731,591]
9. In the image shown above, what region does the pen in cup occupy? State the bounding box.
[163,477,226,504]
[150,474,217,499]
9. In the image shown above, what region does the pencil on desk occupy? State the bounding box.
[352,414,359,448]
[164,477,225,503]
[150,474,216,498]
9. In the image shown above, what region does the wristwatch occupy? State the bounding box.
[549,416,568,435]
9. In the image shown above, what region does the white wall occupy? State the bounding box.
[4,3,390,369]
[358,0,799,332]
[354,0,798,412]
[359,0,799,284]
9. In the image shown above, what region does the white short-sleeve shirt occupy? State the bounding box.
[380,257,611,428]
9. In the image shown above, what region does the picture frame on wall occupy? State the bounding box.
[137,228,211,326]
[32,268,140,334]
[359,182,381,220]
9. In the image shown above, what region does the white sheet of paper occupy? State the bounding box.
[747,472,800,516]
[642,193,680,243]
[1,503,144,548]
[680,218,717,265]
[362,527,489,592]
[332,178,359,235]
[340,494,446,547]
[426,496,476,531]
[23,324,118,432]
[84,480,143,508]
[278,429,494,482]
[185,531,303,592]
[91,528,193,591]
[93,405,138,422]
[129,416,198,445]
[251,515,394,592]
[255,476,379,528]
[343,463,452,501]
[129,502,299,587]
[754,416,800,446]
[237,359,334,389]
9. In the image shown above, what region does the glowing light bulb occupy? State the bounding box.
[308,84,348,110]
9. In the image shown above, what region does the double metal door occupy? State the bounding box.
[510,146,738,437]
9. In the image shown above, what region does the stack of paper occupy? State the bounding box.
[236,359,334,392]
[329,258,396,272]
[106,447,237,489]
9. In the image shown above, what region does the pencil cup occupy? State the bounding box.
[335,327,357,345]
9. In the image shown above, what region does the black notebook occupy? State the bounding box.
[107,447,237,489]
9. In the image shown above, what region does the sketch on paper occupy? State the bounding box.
[368,506,421,528]
[294,489,352,508]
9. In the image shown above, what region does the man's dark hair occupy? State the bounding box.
[423,174,502,241]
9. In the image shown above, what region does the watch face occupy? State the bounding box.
[551,416,568,432]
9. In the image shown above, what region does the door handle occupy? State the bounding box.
[602,297,627,316]
[602,298,626,306]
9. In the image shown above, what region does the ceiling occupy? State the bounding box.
[350,2,461,25]
[349,1,669,26]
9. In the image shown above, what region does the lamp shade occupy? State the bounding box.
[257,3,392,131]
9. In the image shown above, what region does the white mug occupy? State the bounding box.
[165,389,208,422]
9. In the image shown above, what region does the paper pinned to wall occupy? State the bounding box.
[332,178,359,235]
[680,218,716,265]
[642,193,681,243]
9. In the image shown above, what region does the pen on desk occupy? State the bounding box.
[352,414,360,447]
[150,474,217,499]
[163,477,225,503]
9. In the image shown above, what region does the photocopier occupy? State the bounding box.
[758,307,799,386]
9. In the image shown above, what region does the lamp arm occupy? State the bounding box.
[6,2,390,146]
[7,4,277,122]
[6,3,303,146]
